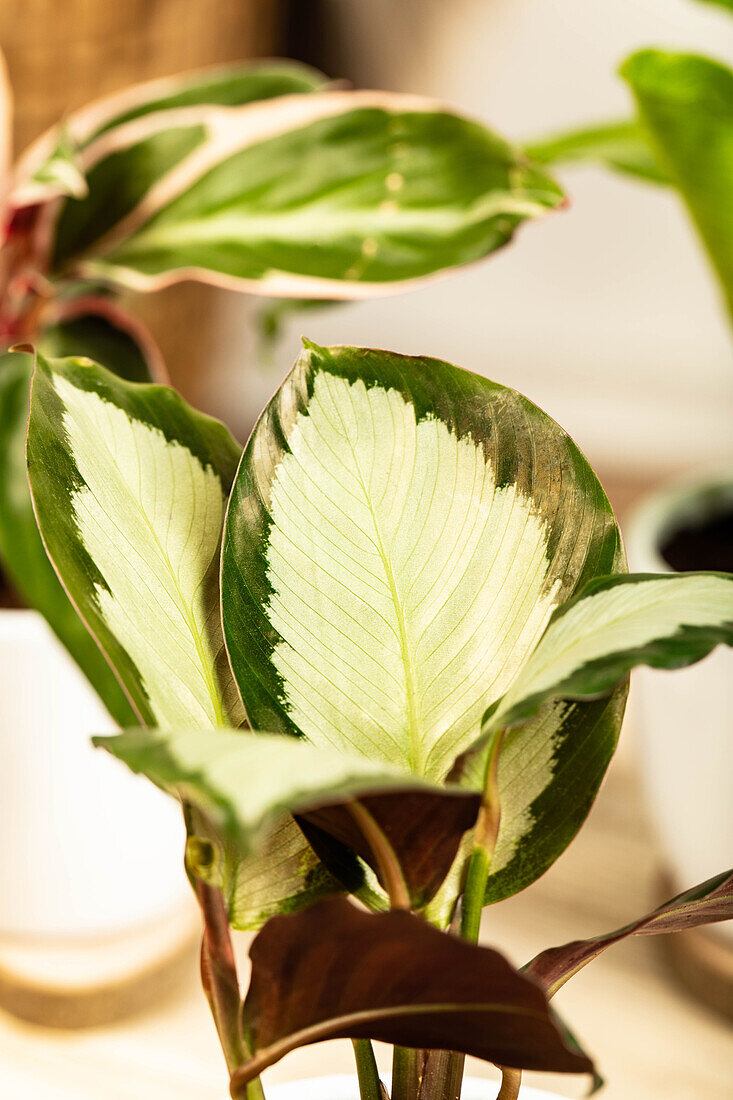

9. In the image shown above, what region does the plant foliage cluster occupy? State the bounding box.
[0,10,732,1100]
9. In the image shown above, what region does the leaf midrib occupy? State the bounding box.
[237,1000,551,1084]
[325,392,423,775]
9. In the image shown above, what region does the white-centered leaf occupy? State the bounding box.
[95,726,431,847]
[27,353,243,729]
[487,572,733,734]
[0,336,148,727]
[222,342,623,798]
[35,89,563,297]
[95,725,481,911]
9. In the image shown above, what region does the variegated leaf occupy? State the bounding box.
[11,60,326,209]
[26,352,243,729]
[222,341,623,805]
[24,352,343,923]
[485,572,733,735]
[0,350,135,724]
[446,687,628,913]
[201,814,349,932]
[42,90,563,298]
[95,726,480,909]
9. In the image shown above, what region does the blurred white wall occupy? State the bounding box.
[216,0,733,478]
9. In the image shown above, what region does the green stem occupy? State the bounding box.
[353,1039,384,1100]
[460,843,490,943]
[460,728,506,943]
[245,1078,266,1100]
[392,1046,423,1100]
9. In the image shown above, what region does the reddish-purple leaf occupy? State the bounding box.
[230,898,593,1091]
[526,869,733,995]
[299,789,480,908]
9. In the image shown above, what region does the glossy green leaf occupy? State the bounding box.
[222,340,623,787]
[525,869,733,996]
[44,91,563,297]
[525,118,669,184]
[620,49,733,318]
[0,351,135,724]
[229,898,593,1090]
[26,352,243,728]
[485,572,733,735]
[95,726,480,908]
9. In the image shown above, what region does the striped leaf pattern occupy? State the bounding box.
[12,73,564,298]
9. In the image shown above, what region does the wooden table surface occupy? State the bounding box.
[0,743,731,1100]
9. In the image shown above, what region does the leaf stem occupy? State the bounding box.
[348,800,411,910]
[460,729,506,943]
[193,876,245,1072]
[496,1068,522,1100]
[391,1046,423,1100]
[353,1039,385,1100]
[420,1049,464,1100]
[183,806,265,1100]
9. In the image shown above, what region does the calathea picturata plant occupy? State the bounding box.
[24,340,733,1100]
[0,55,564,721]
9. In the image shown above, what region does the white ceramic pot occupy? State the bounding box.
[627,474,733,947]
[268,1077,563,1100]
[0,608,196,1017]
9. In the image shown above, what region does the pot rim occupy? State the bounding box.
[628,469,733,572]
[264,1074,565,1100]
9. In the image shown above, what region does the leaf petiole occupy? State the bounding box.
[460,730,506,943]
[496,1068,522,1100]
[353,1039,385,1100]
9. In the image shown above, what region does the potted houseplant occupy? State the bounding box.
[22,338,733,1096]
[0,57,566,1011]
[526,32,733,965]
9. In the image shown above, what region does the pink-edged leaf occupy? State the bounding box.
[9,60,326,211]
[525,869,733,995]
